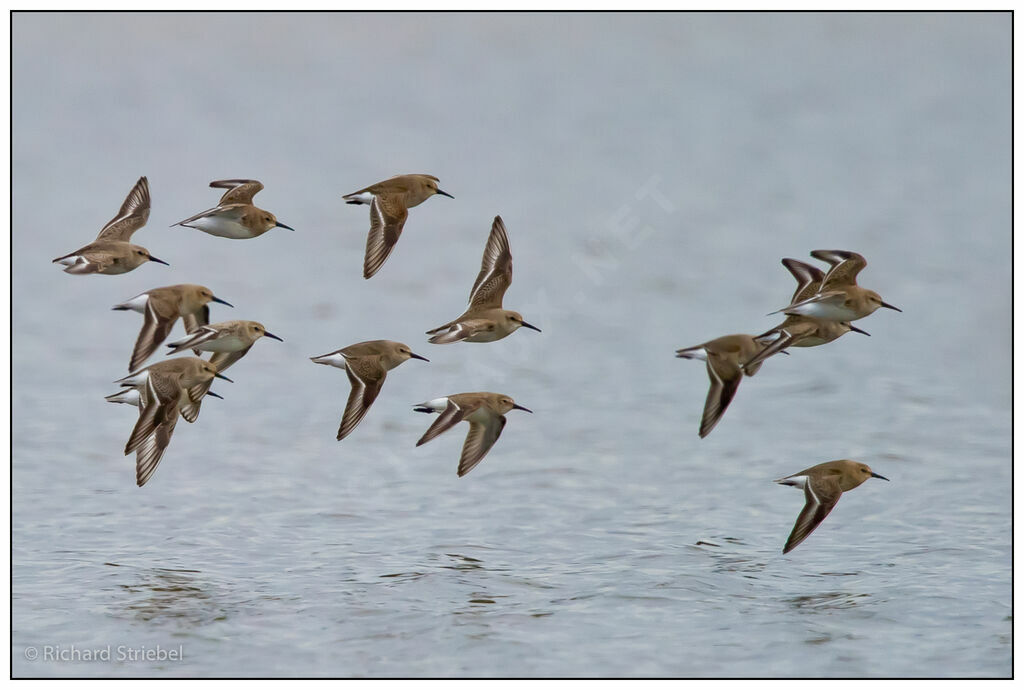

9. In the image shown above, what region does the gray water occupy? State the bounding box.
[12,12,1011,678]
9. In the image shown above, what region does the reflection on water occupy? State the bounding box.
[786,591,872,612]
[378,571,427,581]
[110,565,233,627]
[691,537,771,577]
[440,553,489,571]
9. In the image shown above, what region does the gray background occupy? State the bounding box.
[13,12,1010,677]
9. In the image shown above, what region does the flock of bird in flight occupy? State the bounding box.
[53,173,898,554]
[674,247,899,552]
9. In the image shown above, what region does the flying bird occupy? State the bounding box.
[111,357,232,486]
[310,340,429,440]
[426,216,540,344]
[342,174,454,278]
[166,320,283,372]
[676,334,773,438]
[776,459,889,554]
[112,284,233,371]
[773,250,900,322]
[413,392,532,477]
[53,176,168,274]
[746,258,870,368]
[173,179,294,239]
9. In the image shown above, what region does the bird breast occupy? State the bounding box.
[201,335,248,353]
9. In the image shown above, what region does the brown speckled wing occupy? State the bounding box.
[812,250,867,289]
[783,476,843,554]
[210,179,264,205]
[96,176,151,241]
[457,414,506,477]
[336,357,386,440]
[363,196,408,278]
[468,216,513,309]
[416,399,469,447]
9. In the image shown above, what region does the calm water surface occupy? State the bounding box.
[12,12,1010,677]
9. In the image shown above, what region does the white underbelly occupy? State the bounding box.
[185,216,253,239]
[788,301,855,321]
[199,335,247,352]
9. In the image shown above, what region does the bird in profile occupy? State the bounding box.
[112,284,233,371]
[166,320,283,373]
[413,392,532,477]
[775,459,889,554]
[310,340,429,441]
[53,176,169,274]
[773,250,901,322]
[105,386,223,407]
[745,258,870,368]
[675,334,773,438]
[342,174,454,278]
[172,179,294,239]
[110,356,232,423]
[110,357,232,487]
[425,216,540,344]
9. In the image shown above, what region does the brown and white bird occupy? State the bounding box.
[774,250,901,322]
[310,340,429,441]
[746,258,870,368]
[425,216,540,344]
[776,459,889,554]
[166,320,283,373]
[173,179,294,239]
[110,357,232,487]
[413,392,532,477]
[53,176,169,274]
[342,174,454,278]
[675,334,773,438]
[112,284,233,371]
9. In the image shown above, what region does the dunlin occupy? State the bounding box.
[53,176,169,274]
[776,459,888,554]
[413,392,532,477]
[342,174,454,278]
[106,387,223,406]
[746,258,870,368]
[172,179,294,239]
[113,284,233,371]
[114,357,231,486]
[426,216,540,344]
[166,320,283,372]
[676,334,772,438]
[112,356,232,423]
[311,340,429,441]
[775,250,901,322]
